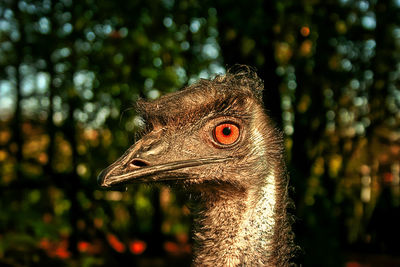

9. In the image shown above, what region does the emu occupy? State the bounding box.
[98,66,295,266]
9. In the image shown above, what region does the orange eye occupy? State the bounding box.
[213,123,240,145]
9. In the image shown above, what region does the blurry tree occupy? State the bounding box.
[210,0,400,265]
[0,0,399,266]
[0,0,221,265]
[210,0,283,126]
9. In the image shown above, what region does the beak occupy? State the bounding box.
[97,157,230,188]
[97,140,231,188]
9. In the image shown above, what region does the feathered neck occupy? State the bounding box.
[192,175,275,266]
[191,163,293,266]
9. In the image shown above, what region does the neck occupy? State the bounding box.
[191,111,294,266]
[192,170,290,266]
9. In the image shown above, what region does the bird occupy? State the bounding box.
[98,65,296,266]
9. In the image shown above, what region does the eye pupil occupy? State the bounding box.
[213,123,240,145]
[222,127,231,136]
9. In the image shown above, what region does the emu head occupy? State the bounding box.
[98,66,281,194]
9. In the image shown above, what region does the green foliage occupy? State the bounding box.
[0,0,400,266]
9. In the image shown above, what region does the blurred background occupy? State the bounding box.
[0,0,400,266]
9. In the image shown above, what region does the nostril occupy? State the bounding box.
[130,158,149,168]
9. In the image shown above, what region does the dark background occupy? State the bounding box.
[0,0,400,266]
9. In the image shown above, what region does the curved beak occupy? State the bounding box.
[97,156,230,188]
[97,135,232,188]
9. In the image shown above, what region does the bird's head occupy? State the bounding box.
[98,66,281,193]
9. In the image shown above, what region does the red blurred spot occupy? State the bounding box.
[78,241,90,253]
[346,262,363,267]
[39,238,51,250]
[383,172,393,183]
[129,240,147,255]
[55,239,70,259]
[78,239,103,254]
[39,238,71,259]
[54,246,71,259]
[164,241,179,253]
[107,234,126,253]
[300,26,310,37]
